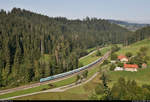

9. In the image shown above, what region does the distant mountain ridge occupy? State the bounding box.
[107,19,150,31]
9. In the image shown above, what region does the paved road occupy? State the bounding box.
[0,48,98,95]
[1,72,99,100]
[0,47,108,96]
[0,51,111,100]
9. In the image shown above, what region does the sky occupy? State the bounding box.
[0,0,150,24]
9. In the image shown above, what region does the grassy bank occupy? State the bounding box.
[15,65,102,100]
[79,46,111,66]
[0,47,110,99]
[104,39,150,87]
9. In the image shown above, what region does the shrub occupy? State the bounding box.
[125,52,132,58]
[111,53,118,60]
[41,88,48,91]
[111,45,120,53]
[103,60,109,65]
[110,64,116,71]
[78,62,84,67]
[96,49,101,56]
[82,70,88,79]
[76,74,80,82]
[117,62,123,67]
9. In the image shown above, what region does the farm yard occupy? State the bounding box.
[102,39,150,87]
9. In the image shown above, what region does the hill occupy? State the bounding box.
[0,8,135,89]
[108,38,150,87]
[108,19,150,31]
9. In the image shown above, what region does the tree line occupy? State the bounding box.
[0,8,150,88]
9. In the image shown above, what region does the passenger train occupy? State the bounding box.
[40,56,104,82]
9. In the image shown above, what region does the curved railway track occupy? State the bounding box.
[0,51,111,96]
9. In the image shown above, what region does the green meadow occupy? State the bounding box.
[0,46,110,99]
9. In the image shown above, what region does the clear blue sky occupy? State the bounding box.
[0,0,150,23]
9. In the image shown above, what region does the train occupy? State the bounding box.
[40,56,104,82]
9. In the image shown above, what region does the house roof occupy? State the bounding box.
[124,64,138,68]
[142,63,147,66]
[118,55,128,60]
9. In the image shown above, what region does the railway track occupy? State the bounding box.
[0,51,111,96]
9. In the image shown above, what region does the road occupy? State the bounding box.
[0,51,111,100]
[1,72,99,100]
[0,47,102,96]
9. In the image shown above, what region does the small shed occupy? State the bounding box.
[114,67,124,71]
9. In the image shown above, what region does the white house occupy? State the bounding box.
[111,60,116,63]
[124,64,138,72]
[114,67,124,71]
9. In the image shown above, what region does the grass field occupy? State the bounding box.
[13,61,102,100]
[14,40,150,100]
[116,39,150,58]
[79,46,111,66]
[107,39,150,87]
[0,46,110,99]
[15,66,102,100]
[14,46,112,100]
[107,68,150,88]
[86,47,96,53]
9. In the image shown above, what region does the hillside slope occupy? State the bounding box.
[0,8,134,89]
[108,19,150,31]
[108,38,150,86]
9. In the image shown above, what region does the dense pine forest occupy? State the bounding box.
[0,8,150,88]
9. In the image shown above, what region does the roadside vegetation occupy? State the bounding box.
[1,8,140,90]
[79,46,111,66]
[0,46,110,99]
[89,39,150,100]
[14,39,150,100]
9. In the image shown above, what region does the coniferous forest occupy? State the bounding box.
[0,8,150,88]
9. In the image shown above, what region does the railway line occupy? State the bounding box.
[0,50,111,97]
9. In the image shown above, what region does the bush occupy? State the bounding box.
[110,64,116,71]
[125,52,132,58]
[79,50,88,57]
[76,74,80,82]
[140,46,148,53]
[41,88,48,91]
[117,62,123,67]
[78,62,84,67]
[48,84,56,88]
[111,53,118,60]
[111,45,120,53]
[103,60,109,65]
[82,70,88,78]
[129,56,143,68]
[96,49,101,56]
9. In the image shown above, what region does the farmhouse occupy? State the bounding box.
[124,64,138,72]
[118,55,128,62]
[142,63,147,68]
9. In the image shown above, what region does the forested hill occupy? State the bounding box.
[0,8,147,88]
[108,19,150,31]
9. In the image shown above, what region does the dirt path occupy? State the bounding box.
[0,51,111,100]
[0,47,108,96]
[0,72,99,100]
[79,47,105,60]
